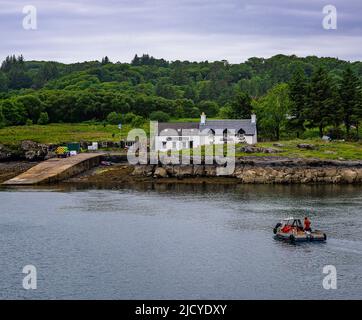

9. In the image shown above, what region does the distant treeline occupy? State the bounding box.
[0,54,361,140]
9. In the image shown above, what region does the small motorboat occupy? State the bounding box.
[273,217,327,243]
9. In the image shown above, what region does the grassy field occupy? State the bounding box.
[237,140,362,160]
[0,123,150,145]
[1,123,362,160]
[0,120,208,145]
[164,139,362,160]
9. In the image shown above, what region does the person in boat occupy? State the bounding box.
[304,217,312,232]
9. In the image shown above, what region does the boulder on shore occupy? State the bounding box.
[297,143,316,150]
[240,146,281,154]
[20,140,49,161]
[154,167,168,178]
[0,144,13,161]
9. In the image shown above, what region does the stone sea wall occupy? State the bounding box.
[131,158,362,184]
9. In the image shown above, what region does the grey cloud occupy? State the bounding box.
[0,0,361,63]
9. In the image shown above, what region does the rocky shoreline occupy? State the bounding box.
[2,155,362,185]
[130,157,362,184]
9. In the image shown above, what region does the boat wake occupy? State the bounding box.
[327,239,362,255]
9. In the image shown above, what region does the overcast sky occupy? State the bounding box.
[0,0,361,63]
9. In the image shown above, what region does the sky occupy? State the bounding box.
[0,0,361,63]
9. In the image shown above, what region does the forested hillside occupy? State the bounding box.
[0,54,361,140]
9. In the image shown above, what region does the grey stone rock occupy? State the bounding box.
[154,167,168,178]
[0,144,13,161]
[297,143,316,150]
[175,165,193,178]
[20,140,48,161]
[240,146,281,154]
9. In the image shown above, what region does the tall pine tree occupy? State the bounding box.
[305,67,335,137]
[352,85,362,139]
[340,67,361,136]
[0,106,5,128]
[288,68,307,138]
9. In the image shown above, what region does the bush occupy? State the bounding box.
[37,112,49,125]
[149,111,170,122]
[131,115,145,127]
[346,131,359,142]
[326,127,344,140]
[0,107,5,128]
[301,128,320,139]
[1,99,27,125]
[199,100,219,117]
[218,106,232,119]
[106,111,122,125]
[26,119,33,126]
[123,112,137,124]
[189,107,200,118]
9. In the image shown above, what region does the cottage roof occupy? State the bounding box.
[201,120,256,135]
[157,119,256,136]
[157,122,199,136]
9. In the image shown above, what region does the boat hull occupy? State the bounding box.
[275,231,327,243]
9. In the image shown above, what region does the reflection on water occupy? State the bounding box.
[0,183,362,299]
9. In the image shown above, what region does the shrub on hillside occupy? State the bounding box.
[37,112,49,125]
[149,111,170,122]
[106,112,122,125]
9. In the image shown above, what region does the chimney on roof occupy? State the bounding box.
[251,114,256,124]
[200,112,206,125]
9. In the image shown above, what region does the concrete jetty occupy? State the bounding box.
[2,153,105,185]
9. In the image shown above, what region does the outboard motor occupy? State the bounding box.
[273,223,282,234]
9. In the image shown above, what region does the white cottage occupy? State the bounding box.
[155,113,257,151]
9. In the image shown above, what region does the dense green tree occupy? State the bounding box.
[101,56,110,65]
[7,68,32,89]
[254,83,291,140]
[352,86,362,138]
[123,112,137,124]
[198,100,219,117]
[155,82,181,99]
[106,111,122,125]
[339,67,361,135]
[131,115,145,127]
[218,105,232,119]
[174,99,197,118]
[183,85,198,101]
[34,62,59,88]
[1,55,32,89]
[0,72,7,92]
[189,107,201,118]
[0,106,5,128]
[170,64,189,86]
[288,68,307,137]
[149,111,170,122]
[37,112,49,125]
[227,91,252,119]
[1,55,20,72]
[16,95,43,123]
[304,67,335,137]
[0,99,27,125]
